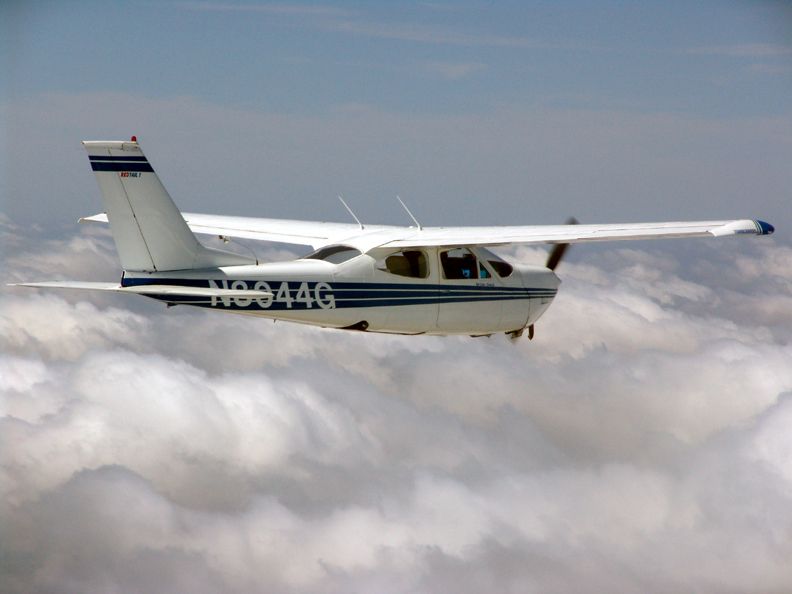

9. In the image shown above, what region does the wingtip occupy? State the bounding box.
[755,220,775,235]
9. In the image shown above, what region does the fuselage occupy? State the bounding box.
[121,246,560,335]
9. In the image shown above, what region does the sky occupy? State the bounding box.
[2,1,792,593]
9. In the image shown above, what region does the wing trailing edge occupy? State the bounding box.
[81,211,774,251]
[379,218,775,249]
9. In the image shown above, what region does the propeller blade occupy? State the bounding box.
[545,217,579,271]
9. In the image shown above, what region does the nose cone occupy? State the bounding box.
[756,220,774,235]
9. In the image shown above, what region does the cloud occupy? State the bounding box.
[421,61,486,80]
[688,43,792,57]
[2,222,792,592]
[174,3,570,50]
[748,62,792,76]
[320,20,552,49]
[177,1,353,17]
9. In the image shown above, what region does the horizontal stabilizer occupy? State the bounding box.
[9,281,272,298]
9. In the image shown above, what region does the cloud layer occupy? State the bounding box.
[2,221,791,593]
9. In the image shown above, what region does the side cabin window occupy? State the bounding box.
[380,250,428,278]
[306,245,362,264]
[440,247,488,280]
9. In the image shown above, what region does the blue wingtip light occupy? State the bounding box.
[755,220,775,235]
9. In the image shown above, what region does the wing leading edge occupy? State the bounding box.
[380,219,775,249]
[81,212,398,249]
[81,212,773,251]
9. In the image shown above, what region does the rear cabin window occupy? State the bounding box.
[306,245,362,264]
[382,250,428,278]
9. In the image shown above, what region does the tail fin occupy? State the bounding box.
[83,138,254,272]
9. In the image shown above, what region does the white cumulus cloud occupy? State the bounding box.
[2,223,791,593]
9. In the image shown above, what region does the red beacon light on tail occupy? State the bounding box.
[130,135,137,142]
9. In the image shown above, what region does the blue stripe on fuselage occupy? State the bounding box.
[121,278,541,292]
[120,278,556,311]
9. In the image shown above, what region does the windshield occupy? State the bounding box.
[306,245,362,264]
[474,247,514,278]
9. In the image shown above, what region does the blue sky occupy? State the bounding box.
[2,1,791,230]
[5,1,792,116]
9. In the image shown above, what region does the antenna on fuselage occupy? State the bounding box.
[396,195,422,230]
[217,235,260,265]
[338,195,364,230]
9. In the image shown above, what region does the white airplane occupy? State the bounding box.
[13,138,775,338]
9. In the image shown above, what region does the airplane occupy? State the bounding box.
[11,137,775,339]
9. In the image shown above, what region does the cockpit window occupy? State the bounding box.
[381,250,428,278]
[488,260,513,278]
[476,247,514,278]
[306,245,362,264]
[441,248,485,280]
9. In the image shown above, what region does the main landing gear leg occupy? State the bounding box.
[507,324,535,341]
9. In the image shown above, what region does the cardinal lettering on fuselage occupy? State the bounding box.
[203,280,335,309]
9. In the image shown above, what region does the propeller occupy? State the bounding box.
[545,217,579,271]
[510,217,580,342]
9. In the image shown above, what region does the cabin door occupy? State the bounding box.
[436,247,503,334]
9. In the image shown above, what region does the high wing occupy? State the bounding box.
[379,218,775,248]
[81,212,773,251]
[80,212,399,249]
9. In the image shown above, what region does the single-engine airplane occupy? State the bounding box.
[13,138,775,338]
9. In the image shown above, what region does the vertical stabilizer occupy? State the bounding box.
[83,139,253,271]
